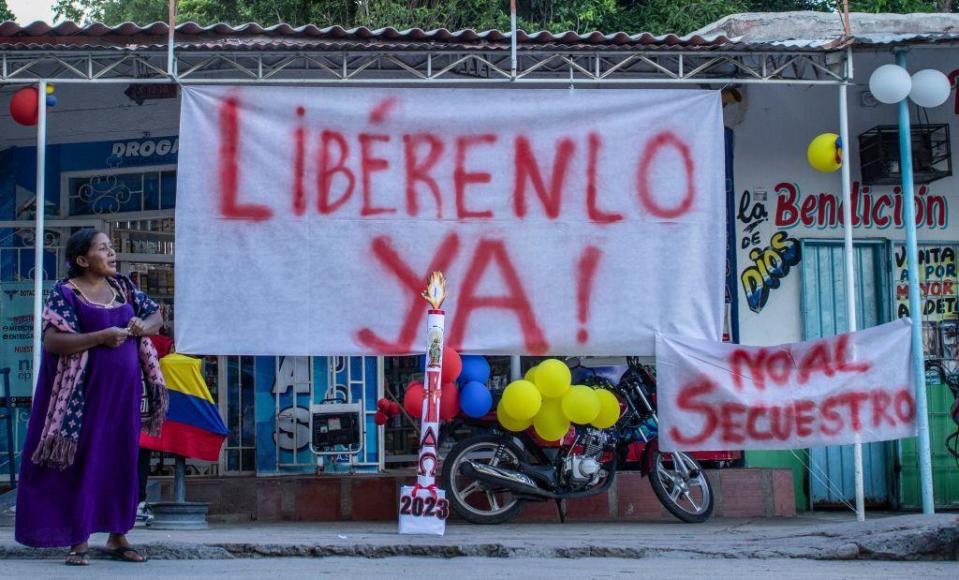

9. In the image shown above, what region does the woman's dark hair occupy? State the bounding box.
[65,229,103,278]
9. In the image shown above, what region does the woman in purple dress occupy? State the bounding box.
[15,229,168,565]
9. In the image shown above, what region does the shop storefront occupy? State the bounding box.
[729,49,959,510]
[0,121,386,477]
[3,13,958,519]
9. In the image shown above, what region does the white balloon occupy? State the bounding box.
[869,64,912,104]
[909,69,952,108]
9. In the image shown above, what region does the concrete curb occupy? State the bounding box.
[2,515,956,562]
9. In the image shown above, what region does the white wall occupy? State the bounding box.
[731,48,959,346]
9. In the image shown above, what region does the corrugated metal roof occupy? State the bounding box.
[0,20,738,52]
[694,11,959,48]
[2,12,957,53]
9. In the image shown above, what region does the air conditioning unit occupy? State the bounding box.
[859,124,951,185]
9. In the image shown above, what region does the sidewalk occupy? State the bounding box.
[1,512,957,561]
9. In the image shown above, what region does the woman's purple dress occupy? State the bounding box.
[15,289,142,548]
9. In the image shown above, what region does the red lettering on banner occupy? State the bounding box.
[636,131,695,219]
[871,390,895,427]
[369,97,398,125]
[355,234,461,353]
[293,107,307,216]
[403,133,444,219]
[318,130,355,214]
[765,351,793,385]
[794,400,816,437]
[745,405,773,440]
[454,135,497,219]
[513,136,574,219]
[586,133,623,224]
[894,388,916,422]
[218,97,273,221]
[669,377,718,446]
[728,336,874,392]
[770,406,792,440]
[730,349,766,391]
[797,343,835,384]
[819,395,844,435]
[840,391,870,432]
[672,386,916,447]
[719,403,747,444]
[576,246,602,344]
[834,334,871,373]
[447,239,548,354]
[358,133,395,216]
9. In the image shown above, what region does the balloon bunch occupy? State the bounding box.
[9,84,57,126]
[498,359,621,441]
[374,398,402,426]
[399,349,495,422]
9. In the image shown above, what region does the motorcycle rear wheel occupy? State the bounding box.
[649,450,714,523]
[442,433,526,525]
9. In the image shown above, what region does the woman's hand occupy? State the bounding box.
[100,327,130,348]
[127,317,147,337]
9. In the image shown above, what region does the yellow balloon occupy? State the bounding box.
[501,380,542,420]
[807,133,842,173]
[532,398,571,441]
[497,401,532,432]
[591,389,622,429]
[524,366,538,383]
[46,83,55,95]
[561,385,601,425]
[535,359,571,398]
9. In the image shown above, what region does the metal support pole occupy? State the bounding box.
[895,49,935,514]
[510,355,522,381]
[510,0,517,79]
[839,81,865,522]
[31,80,47,394]
[174,455,186,503]
[167,0,176,78]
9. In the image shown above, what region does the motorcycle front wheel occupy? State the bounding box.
[649,450,714,523]
[441,433,526,525]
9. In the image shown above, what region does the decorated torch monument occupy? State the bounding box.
[398,272,451,535]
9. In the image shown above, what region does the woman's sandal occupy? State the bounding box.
[65,551,90,566]
[107,546,148,563]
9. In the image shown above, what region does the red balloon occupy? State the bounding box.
[374,410,389,426]
[403,381,425,418]
[10,87,39,126]
[440,381,460,421]
[441,347,462,383]
[376,398,391,413]
[388,401,401,417]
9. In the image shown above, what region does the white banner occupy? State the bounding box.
[657,319,917,451]
[175,86,725,355]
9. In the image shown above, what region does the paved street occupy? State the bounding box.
[3,556,958,580]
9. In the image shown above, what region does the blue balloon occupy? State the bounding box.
[46,94,58,108]
[459,355,491,384]
[460,381,493,418]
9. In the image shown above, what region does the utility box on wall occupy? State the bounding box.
[859,124,951,185]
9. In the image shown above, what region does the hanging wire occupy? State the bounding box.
[789,449,859,513]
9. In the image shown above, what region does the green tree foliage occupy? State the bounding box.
[849,0,955,12]
[1,0,15,21]
[49,0,958,33]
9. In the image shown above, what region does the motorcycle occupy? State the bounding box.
[441,357,714,524]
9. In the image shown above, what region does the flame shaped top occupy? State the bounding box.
[422,271,447,309]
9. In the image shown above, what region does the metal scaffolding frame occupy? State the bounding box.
[0,47,849,85]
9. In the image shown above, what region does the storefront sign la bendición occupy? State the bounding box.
[774,181,949,230]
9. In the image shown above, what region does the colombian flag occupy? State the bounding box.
[140,354,229,461]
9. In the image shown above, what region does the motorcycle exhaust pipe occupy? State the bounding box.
[460,460,559,499]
